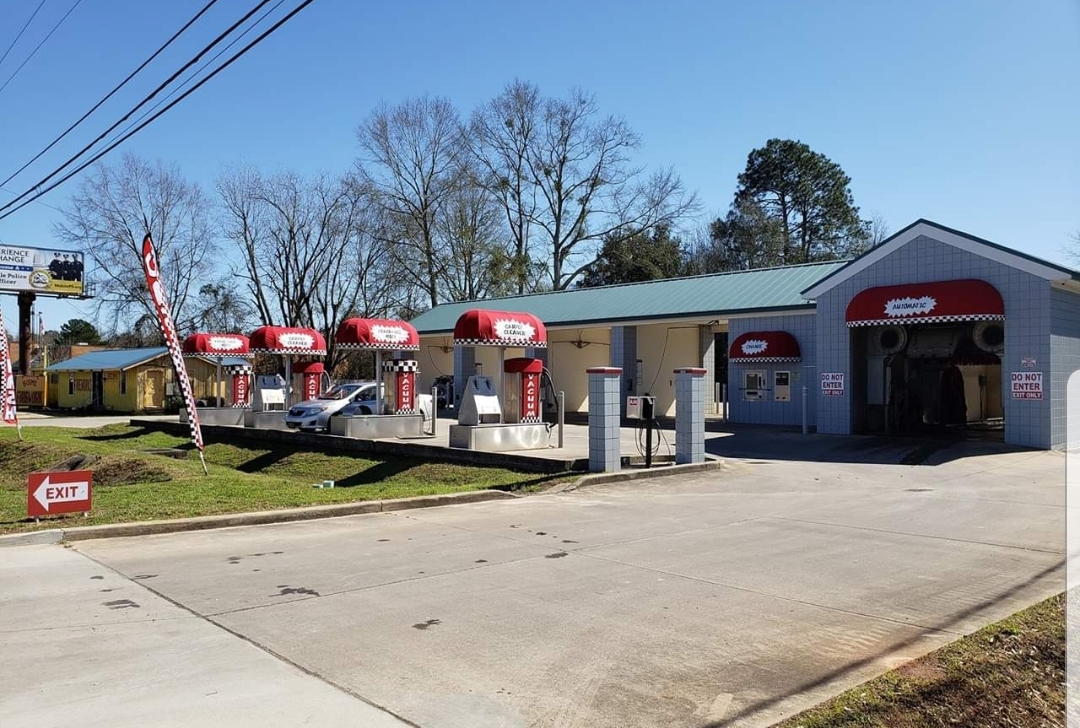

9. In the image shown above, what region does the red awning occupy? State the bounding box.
[249,326,327,355]
[729,331,802,363]
[453,309,548,348]
[181,333,251,358]
[846,279,1004,327]
[335,318,420,351]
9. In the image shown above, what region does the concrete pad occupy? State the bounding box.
[61,445,1067,727]
[0,545,407,728]
[213,550,942,728]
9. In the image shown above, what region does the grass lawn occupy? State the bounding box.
[0,424,569,534]
[774,592,1065,728]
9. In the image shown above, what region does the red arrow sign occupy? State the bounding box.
[27,470,92,518]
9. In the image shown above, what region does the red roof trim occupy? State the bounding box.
[249,326,327,355]
[181,333,251,357]
[845,279,1004,327]
[335,318,420,351]
[729,331,802,362]
[453,309,548,347]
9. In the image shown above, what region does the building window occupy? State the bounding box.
[68,375,74,395]
[120,371,127,395]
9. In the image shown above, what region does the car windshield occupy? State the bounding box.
[319,384,362,400]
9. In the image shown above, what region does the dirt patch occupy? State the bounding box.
[92,458,175,487]
[894,660,946,682]
[774,593,1065,728]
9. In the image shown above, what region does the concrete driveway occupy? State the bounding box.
[2,441,1066,728]
[15,413,177,429]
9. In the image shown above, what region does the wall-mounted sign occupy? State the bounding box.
[821,372,845,396]
[1011,371,1042,400]
[1021,357,1037,369]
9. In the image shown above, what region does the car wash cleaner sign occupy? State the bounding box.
[1011,371,1043,400]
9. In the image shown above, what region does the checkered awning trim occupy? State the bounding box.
[730,356,801,363]
[846,314,1004,328]
[382,360,419,372]
[339,343,420,352]
[250,347,327,355]
[225,365,253,374]
[454,338,548,348]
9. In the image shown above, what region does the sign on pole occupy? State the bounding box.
[141,234,207,474]
[821,372,845,396]
[27,470,92,518]
[0,245,85,297]
[1011,371,1043,400]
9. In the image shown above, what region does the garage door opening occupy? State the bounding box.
[846,279,1006,442]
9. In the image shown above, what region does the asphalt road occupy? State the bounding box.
[1,441,1066,728]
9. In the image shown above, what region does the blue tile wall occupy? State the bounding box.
[814,235,1054,448]
[728,313,817,427]
[1050,286,1080,448]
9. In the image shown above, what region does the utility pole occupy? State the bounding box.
[17,291,34,376]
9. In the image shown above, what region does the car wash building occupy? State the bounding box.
[410,220,1080,450]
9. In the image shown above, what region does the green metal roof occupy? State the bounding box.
[410,260,850,334]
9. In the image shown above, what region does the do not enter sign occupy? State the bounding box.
[27,470,92,518]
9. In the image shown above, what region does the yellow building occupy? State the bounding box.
[46,347,247,413]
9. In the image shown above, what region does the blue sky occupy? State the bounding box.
[0,0,1077,333]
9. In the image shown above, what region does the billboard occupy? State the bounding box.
[0,245,84,296]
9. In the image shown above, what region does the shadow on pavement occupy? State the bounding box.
[707,558,1065,727]
[704,423,1031,467]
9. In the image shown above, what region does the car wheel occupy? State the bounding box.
[360,406,372,415]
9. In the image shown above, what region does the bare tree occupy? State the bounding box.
[469,80,541,294]
[869,214,891,247]
[217,169,390,369]
[438,166,516,301]
[356,95,465,308]
[54,153,216,332]
[520,86,698,289]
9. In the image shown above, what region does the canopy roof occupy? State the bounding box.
[845,279,1005,327]
[335,318,420,351]
[729,331,802,363]
[181,333,251,358]
[453,309,547,348]
[249,326,327,355]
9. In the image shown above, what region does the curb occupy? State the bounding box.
[0,490,517,546]
[553,458,724,492]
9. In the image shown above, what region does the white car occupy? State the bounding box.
[285,382,377,432]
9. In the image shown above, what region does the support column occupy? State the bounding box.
[17,291,35,375]
[587,367,622,473]
[698,325,716,413]
[610,326,637,416]
[674,367,706,464]
[453,346,475,408]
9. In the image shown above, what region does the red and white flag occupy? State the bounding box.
[141,234,206,470]
[0,308,20,434]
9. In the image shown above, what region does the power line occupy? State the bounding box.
[0,0,84,96]
[0,0,320,222]
[0,0,276,216]
[0,0,222,190]
[102,0,287,153]
[0,185,64,213]
[0,0,48,69]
